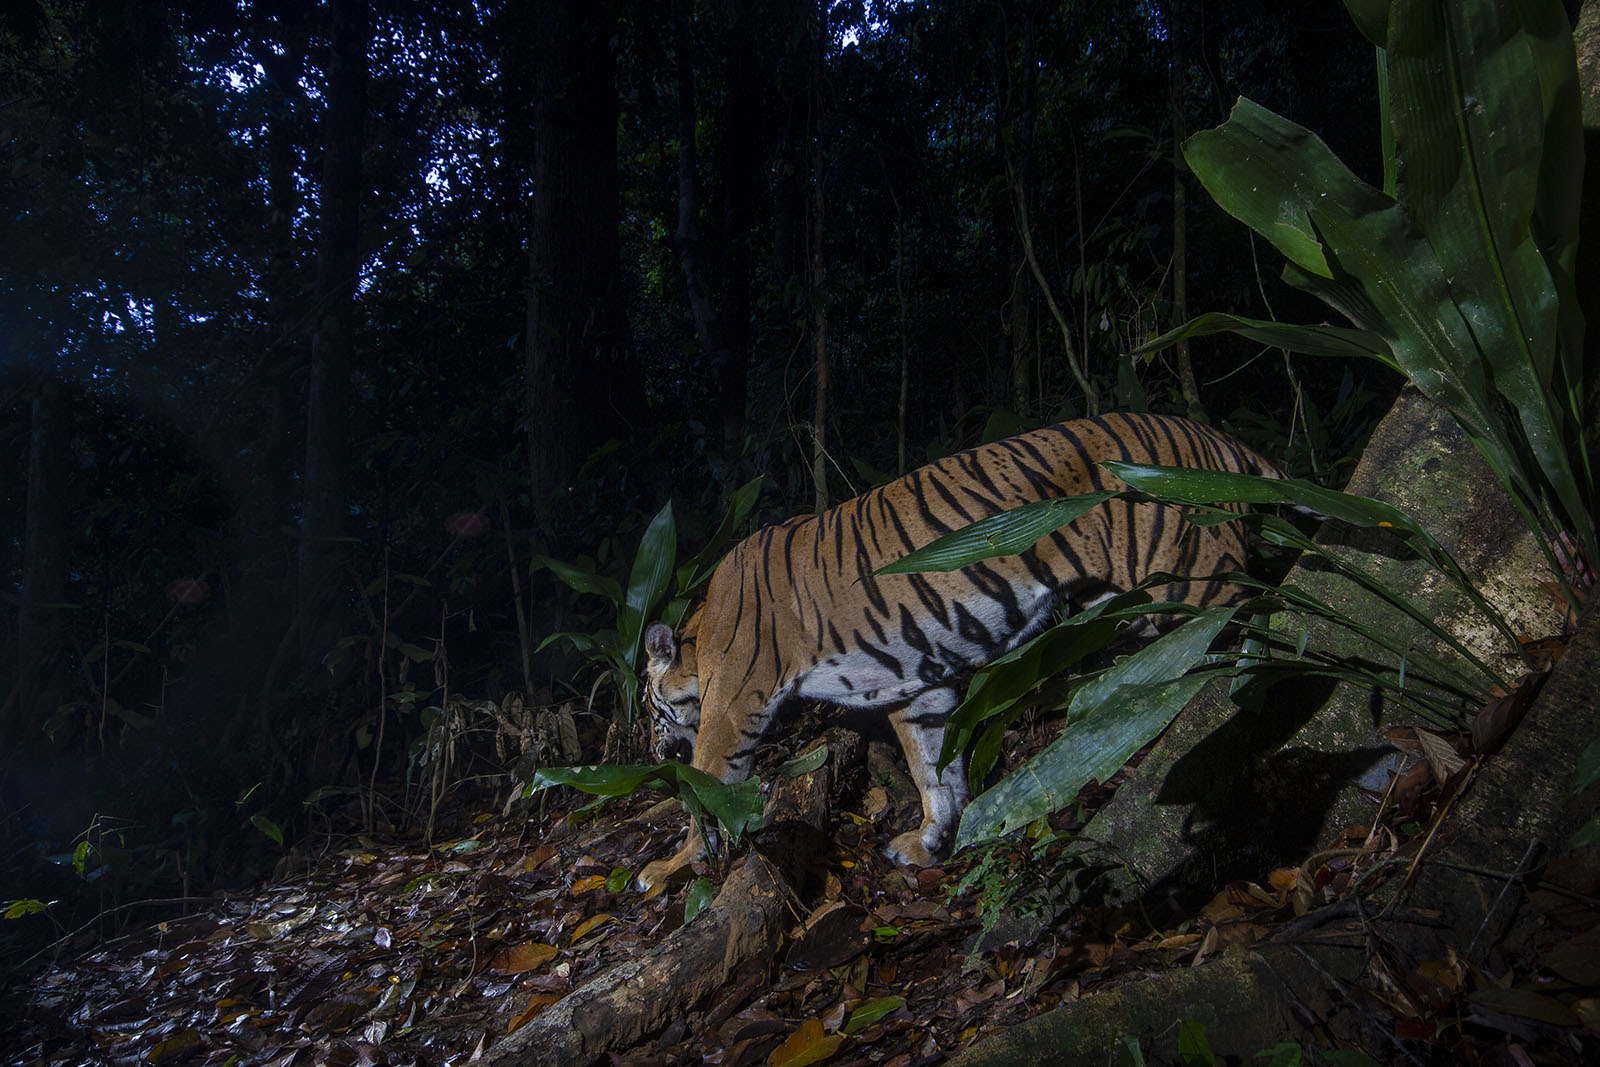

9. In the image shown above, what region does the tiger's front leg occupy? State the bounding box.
[636,699,761,892]
[886,688,968,867]
[636,820,712,891]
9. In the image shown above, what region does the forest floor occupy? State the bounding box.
[3,700,1597,1066]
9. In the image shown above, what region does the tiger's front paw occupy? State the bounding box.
[636,832,706,892]
[636,856,688,892]
[885,829,938,868]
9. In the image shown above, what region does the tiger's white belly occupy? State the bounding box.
[794,584,1057,709]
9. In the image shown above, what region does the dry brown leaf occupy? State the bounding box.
[768,1017,845,1067]
[1199,890,1243,924]
[487,942,558,975]
[520,844,557,871]
[567,913,612,944]
[1384,726,1426,758]
[861,787,889,820]
[1413,728,1466,782]
[953,976,1006,1015]
[1471,672,1544,755]
[505,991,563,1035]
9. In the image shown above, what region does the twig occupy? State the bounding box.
[1465,840,1543,961]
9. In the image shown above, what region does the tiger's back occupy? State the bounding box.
[639,412,1277,889]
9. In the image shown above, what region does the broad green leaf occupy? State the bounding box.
[529,761,764,845]
[1256,1042,1303,1067]
[529,763,675,797]
[1136,312,1393,365]
[1185,98,1535,522]
[843,995,905,1034]
[675,475,765,594]
[875,491,1119,575]
[1179,1019,1216,1066]
[1067,604,1239,720]
[1386,0,1586,550]
[1342,0,1388,46]
[250,814,284,847]
[955,673,1213,851]
[4,898,50,919]
[533,556,622,605]
[779,744,829,777]
[955,606,1236,851]
[939,609,1127,776]
[684,877,715,923]
[619,502,677,676]
[1575,738,1600,793]
[1100,462,1441,556]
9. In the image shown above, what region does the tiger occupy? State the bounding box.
[637,411,1280,890]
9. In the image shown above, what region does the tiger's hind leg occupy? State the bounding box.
[886,688,968,867]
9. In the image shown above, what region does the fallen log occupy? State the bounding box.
[479,729,863,1067]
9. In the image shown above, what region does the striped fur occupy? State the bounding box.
[637,412,1277,890]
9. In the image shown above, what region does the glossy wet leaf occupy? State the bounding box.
[619,500,677,678]
[684,877,714,923]
[955,606,1236,851]
[530,762,764,845]
[778,744,828,777]
[843,995,905,1035]
[874,491,1119,574]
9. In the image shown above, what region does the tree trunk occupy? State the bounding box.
[10,378,71,745]
[717,3,757,452]
[808,0,829,514]
[672,0,746,455]
[525,0,640,502]
[1169,0,1205,421]
[298,0,367,641]
[990,8,1019,414]
[1010,4,1038,416]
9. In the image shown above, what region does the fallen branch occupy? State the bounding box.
[479,730,863,1067]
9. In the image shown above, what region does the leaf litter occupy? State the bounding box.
[3,663,1598,1066]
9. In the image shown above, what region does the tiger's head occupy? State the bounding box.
[643,617,700,763]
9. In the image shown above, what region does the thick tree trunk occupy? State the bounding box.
[10,378,71,745]
[298,0,367,639]
[525,0,640,502]
[671,0,746,454]
[717,3,757,452]
[808,0,829,514]
[1169,0,1205,421]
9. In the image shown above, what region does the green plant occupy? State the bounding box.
[950,827,1071,941]
[536,476,763,722]
[527,761,764,871]
[877,455,1517,851]
[876,0,1591,861]
[1145,0,1593,592]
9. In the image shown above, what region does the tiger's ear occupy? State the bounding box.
[644,622,677,668]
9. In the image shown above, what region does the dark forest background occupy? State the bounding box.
[1,0,1407,935]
